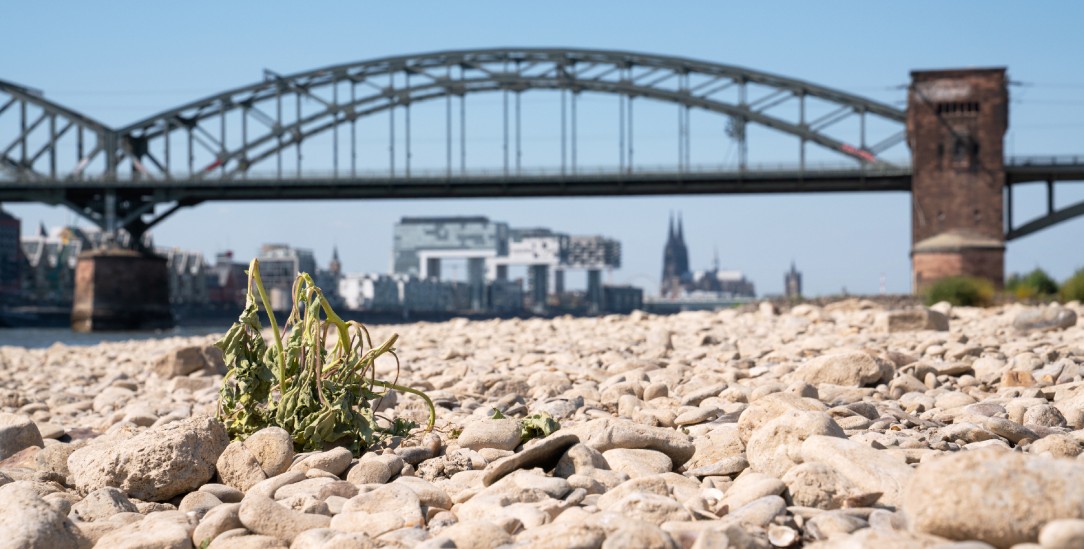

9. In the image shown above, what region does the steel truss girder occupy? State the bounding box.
[0,79,111,182]
[113,48,906,179]
[1,48,910,238]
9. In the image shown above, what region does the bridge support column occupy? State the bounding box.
[71,248,173,332]
[424,257,441,281]
[528,265,548,312]
[586,269,603,314]
[907,68,1008,292]
[468,257,486,311]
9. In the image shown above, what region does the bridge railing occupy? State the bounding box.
[1006,155,1084,166]
[1,160,913,185]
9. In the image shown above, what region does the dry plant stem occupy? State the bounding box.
[372,379,437,431]
[249,258,287,393]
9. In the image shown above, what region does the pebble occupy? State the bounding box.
[0,412,44,460]
[457,418,522,452]
[0,301,1081,547]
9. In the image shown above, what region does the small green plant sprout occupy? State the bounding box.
[488,408,560,443]
[519,413,560,443]
[215,258,435,455]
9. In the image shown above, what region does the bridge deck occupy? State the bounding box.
[1005,156,1084,184]
[1,168,914,203]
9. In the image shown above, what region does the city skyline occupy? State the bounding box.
[4,2,1083,295]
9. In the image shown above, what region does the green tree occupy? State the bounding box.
[1006,268,1059,300]
[924,276,995,307]
[1061,268,1084,303]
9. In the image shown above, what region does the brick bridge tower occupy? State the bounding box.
[907,68,1008,291]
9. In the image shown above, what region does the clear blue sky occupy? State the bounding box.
[4,1,1083,295]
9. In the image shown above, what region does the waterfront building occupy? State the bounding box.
[393,217,508,278]
[258,243,317,309]
[20,227,84,305]
[207,251,248,309]
[394,274,446,312]
[339,273,400,311]
[603,285,644,314]
[392,215,621,313]
[785,262,803,299]
[157,247,209,305]
[0,206,20,303]
[489,278,525,312]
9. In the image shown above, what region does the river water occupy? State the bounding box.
[0,326,224,349]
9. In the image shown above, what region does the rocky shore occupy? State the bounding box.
[1,299,1083,548]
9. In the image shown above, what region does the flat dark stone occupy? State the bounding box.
[482,432,580,486]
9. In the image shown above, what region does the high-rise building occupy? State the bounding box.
[660,213,690,297]
[785,262,803,299]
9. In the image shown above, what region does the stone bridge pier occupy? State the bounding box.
[908,68,1008,291]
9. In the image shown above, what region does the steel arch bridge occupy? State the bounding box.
[1,48,1082,242]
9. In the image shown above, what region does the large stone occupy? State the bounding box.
[192,502,242,547]
[799,435,913,508]
[0,412,44,460]
[457,418,522,452]
[720,472,786,511]
[728,495,787,528]
[781,462,869,510]
[0,482,88,548]
[737,393,827,444]
[93,511,194,549]
[69,486,138,522]
[341,484,424,528]
[609,492,692,525]
[904,448,1084,547]
[602,522,678,549]
[746,411,845,479]
[876,308,949,332]
[242,427,295,477]
[602,448,673,478]
[290,447,353,476]
[216,441,267,492]
[1040,519,1084,549]
[238,494,331,543]
[67,415,229,501]
[482,432,580,486]
[570,418,694,467]
[346,460,393,485]
[1013,306,1078,333]
[152,345,225,378]
[793,351,893,387]
[439,520,513,549]
[554,443,611,478]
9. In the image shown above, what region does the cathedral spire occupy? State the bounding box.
[677,212,684,242]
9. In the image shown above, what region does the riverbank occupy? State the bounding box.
[0,298,1082,547]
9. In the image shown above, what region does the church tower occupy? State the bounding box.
[661,213,691,297]
[329,246,342,277]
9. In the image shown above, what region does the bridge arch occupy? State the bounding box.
[115,48,908,180]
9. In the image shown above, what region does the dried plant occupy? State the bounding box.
[216,258,434,454]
